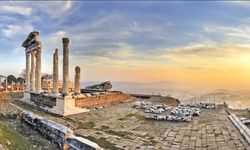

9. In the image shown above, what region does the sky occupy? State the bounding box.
[1,1,250,89]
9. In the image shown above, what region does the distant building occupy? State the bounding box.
[42,79,74,93]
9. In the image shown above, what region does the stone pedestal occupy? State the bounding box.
[22,93,89,116]
[50,95,89,116]
[23,91,31,101]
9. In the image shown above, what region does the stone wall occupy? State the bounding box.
[75,92,131,108]
[30,93,56,108]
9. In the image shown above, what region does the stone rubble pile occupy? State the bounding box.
[133,101,219,122]
[229,114,250,144]
[240,118,250,125]
[171,106,200,117]
[86,81,112,91]
[145,114,192,122]
[180,103,217,109]
[145,106,200,122]
[133,101,170,114]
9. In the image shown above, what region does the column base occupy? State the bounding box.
[50,95,89,116]
[22,91,31,100]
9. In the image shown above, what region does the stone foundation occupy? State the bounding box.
[22,91,88,116]
[22,91,131,116]
[30,92,56,108]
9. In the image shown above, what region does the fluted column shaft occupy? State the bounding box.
[35,48,42,93]
[62,38,69,95]
[25,51,30,91]
[31,50,36,91]
[52,49,59,94]
[74,66,81,94]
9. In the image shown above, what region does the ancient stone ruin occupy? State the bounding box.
[22,31,131,116]
[85,81,112,91]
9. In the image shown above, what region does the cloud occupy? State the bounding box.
[31,1,75,19]
[224,1,250,8]
[155,42,250,70]
[203,25,250,41]
[0,5,32,16]
[2,23,34,38]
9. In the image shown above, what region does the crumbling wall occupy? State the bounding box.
[75,93,131,108]
[30,93,56,108]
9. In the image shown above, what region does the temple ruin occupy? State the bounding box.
[22,31,131,116]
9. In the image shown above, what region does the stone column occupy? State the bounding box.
[52,48,59,94]
[25,51,30,91]
[35,46,42,93]
[11,81,13,91]
[74,66,81,94]
[31,50,36,91]
[62,38,69,95]
[5,78,7,92]
[17,82,20,91]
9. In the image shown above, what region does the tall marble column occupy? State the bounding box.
[52,48,59,94]
[25,50,30,91]
[62,38,69,95]
[31,50,36,91]
[74,66,81,94]
[35,46,42,93]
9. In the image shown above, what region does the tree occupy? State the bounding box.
[42,73,52,80]
[20,68,26,79]
[7,75,17,83]
[16,77,25,83]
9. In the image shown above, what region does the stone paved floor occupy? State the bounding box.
[10,98,250,150]
[70,100,250,150]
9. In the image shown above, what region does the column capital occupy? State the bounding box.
[62,38,69,46]
[25,48,30,53]
[37,47,42,53]
[75,66,80,72]
[55,48,59,53]
[31,50,36,55]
